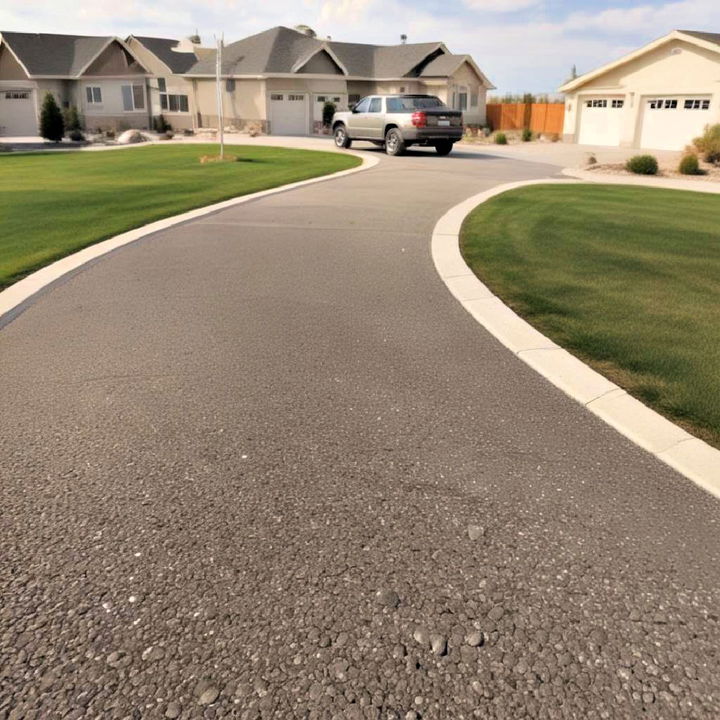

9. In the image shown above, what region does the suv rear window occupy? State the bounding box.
[386,96,445,111]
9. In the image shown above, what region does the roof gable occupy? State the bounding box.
[560,29,720,92]
[0,31,147,77]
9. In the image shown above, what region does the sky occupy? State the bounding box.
[2,0,720,92]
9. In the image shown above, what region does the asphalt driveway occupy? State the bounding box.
[1,145,719,719]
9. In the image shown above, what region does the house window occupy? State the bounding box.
[470,88,479,107]
[332,96,341,103]
[86,86,102,104]
[649,98,678,110]
[121,84,145,111]
[586,99,607,108]
[165,95,189,112]
[459,92,468,111]
[225,79,235,93]
[348,94,360,105]
[611,99,624,108]
[288,94,304,101]
[157,78,167,93]
[316,95,327,103]
[270,93,284,101]
[3,91,30,99]
[684,98,710,110]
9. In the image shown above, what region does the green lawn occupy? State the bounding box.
[461,184,720,448]
[0,144,360,289]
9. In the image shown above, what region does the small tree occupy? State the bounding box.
[322,101,336,128]
[65,105,82,132]
[40,92,64,142]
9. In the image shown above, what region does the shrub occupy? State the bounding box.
[625,155,658,175]
[495,132,508,145]
[69,129,85,142]
[678,154,704,175]
[153,115,170,133]
[39,92,64,142]
[322,102,336,128]
[521,128,533,142]
[587,154,598,166]
[693,124,720,163]
[64,105,82,133]
[482,126,491,137]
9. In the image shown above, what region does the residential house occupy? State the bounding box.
[184,26,494,135]
[0,31,150,136]
[126,35,208,131]
[560,30,720,150]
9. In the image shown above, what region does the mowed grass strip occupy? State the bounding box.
[460,184,720,448]
[0,144,360,289]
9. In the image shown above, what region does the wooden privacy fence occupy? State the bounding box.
[486,103,565,134]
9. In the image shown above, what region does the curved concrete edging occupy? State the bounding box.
[0,150,379,329]
[431,178,720,500]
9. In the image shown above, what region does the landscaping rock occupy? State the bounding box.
[117,129,146,144]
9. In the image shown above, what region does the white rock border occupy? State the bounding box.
[432,178,720,500]
[0,149,378,328]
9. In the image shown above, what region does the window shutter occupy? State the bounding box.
[179,95,189,112]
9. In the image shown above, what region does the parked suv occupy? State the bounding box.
[332,95,463,156]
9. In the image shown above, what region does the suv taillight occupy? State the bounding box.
[411,111,427,128]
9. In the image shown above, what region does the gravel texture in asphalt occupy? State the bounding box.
[1,145,719,720]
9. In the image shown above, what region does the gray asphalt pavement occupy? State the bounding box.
[1,145,719,720]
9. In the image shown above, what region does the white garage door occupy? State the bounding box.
[640,97,714,151]
[578,98,625,146]
[268,92,308,135]
[0,88,37,136]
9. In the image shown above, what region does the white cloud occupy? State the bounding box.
[463,0,540,12]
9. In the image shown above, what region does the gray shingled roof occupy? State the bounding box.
[0,31,114,77]
[679,30,720,47]
[419,53,467,77]
[132,36,199,74]
[185,26,451,79]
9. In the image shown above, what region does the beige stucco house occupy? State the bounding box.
[126,35,208,131]
[560,30,720,150]
[185,26,494,135]
[0,32,150,136]
[1,26,492,138]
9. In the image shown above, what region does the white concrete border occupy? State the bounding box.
[0,149,378,327]
[432,178,720,500]
[563,167,720,194]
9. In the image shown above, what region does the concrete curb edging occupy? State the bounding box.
[0,150,379,328]
[431,178,720,500]
[562,167,720,194]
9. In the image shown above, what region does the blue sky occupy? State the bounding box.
[2,1,720,92]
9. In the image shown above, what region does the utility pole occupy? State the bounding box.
[215,34,224,159]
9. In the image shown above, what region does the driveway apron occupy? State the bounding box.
[1,147,719,719]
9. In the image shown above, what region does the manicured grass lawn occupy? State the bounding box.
[461,184,720,448]
[0,144,360,289]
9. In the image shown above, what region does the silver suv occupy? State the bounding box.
[332,94,463,156]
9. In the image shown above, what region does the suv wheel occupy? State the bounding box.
[385,128,406,156]
[435,141,453,156]
[334,125,352,149]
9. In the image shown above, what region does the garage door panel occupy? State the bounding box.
[0,89,37,136]
[269,93,308,136]
[578,98,624,146]
[640,96,713,151]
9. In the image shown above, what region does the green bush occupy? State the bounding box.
[69,129,85,142]
[495,132,508,145]
[693,124,720,163]
[521,128,533,142]
[678,154,703,175]
[153,114,171,133]
[39,92,64,142]
[625,155,658,175]
[64,105,82,132]
[322,102,336,127]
